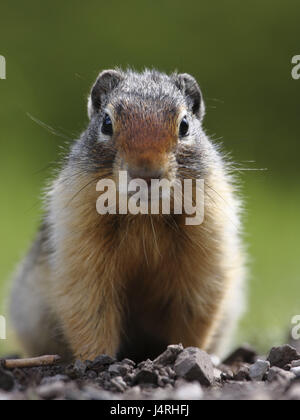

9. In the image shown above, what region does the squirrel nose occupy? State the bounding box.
[128,167,164,184]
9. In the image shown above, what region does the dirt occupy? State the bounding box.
[1,343,300,400]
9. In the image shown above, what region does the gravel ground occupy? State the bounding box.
[1,342,300,400]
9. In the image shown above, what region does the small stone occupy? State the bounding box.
[121,358,136,367]
[223,345,257,366]
[134,368,158,385]
[249,360,270,381]
[267,367,296,384]
[218,364,234,379]
[214,368,223,381]
[137,359,154,369]
[267,345,300,369]
[86,370,97,380]
[291,360,300,368]
[84,360,94,370]
[174,347,214,387]
[161,375,172,385]
[124,372,135,383]
[111,376,128,392]
[90,355,116,371]
[108,363,130,376]
[97,371,111,384]
[73,360,87,376]
[153,344,184,366]
[165,366,176,379]
[290,367,300,377]
[0,369,14,392]
[234,365,250,382]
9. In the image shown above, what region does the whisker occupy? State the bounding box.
[66,176,103,207]
[26,113,72,141]
[150,215,161,257]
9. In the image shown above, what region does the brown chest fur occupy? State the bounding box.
[46,168,240,361]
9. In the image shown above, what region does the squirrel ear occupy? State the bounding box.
[174,73,205,119]
[88,70,123,119]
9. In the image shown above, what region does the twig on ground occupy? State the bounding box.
[0,355,61,369]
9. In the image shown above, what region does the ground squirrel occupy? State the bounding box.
[10,69,246,362]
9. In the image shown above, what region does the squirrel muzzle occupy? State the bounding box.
[114,110,178,182]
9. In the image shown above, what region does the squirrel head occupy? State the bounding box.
[82,69,207,184]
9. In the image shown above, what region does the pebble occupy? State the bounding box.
[111,376,128,392]
[0,368,14,391]
[134,368,158,385]
[86,370,98,380]
[90,355,116,371]
[234,365,250,382]
[74,360,87,376]
[291,359,300,368]
[290,367,300,377]
[249,360,270,381]
[153,344,184,366]
[267,345,300,369]
[214,368,223,380]
[223,345,257,365]
[108,363,131,377]
[174,347,214,386]
[121,358,136,367]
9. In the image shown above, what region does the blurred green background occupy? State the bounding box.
[0,0,299,355]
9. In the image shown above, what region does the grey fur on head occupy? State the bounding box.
[87,68,205,121]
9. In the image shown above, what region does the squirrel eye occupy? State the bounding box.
[101,113,113,136]
[179,117,189,137]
